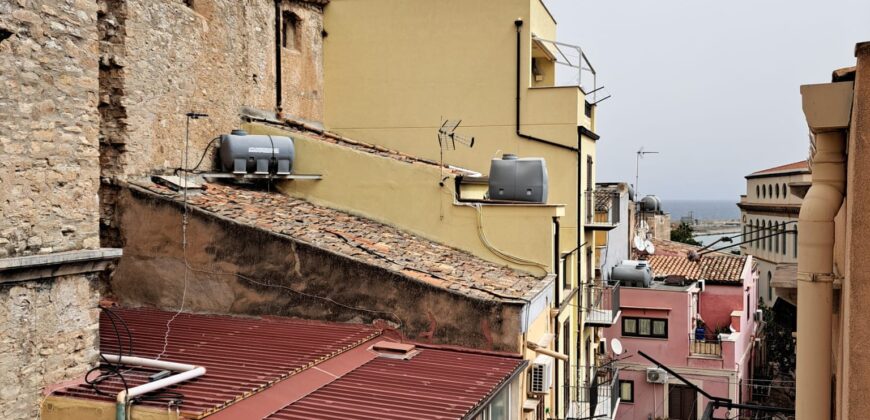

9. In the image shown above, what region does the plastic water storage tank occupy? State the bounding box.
[610,260,653,288]
[487,154,548,203]
[219,129,295,175]
[640,195,662,213]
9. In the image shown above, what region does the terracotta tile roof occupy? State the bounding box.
[51,307,524,419]
[133,181,549,302]
[638,239,749,284]
[748,160,810,177]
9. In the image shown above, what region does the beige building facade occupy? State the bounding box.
[788,41,870,420]
[738,161,810,306]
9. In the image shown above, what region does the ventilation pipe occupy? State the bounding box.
[274,0,283,114]
[795,131,846,420]
[104,354,206,420]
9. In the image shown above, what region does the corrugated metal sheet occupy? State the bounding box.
[52,308,525,420]
[54,307,380,418]
[266,345,525,420]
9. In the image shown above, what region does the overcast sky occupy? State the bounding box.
[544,0,870,200]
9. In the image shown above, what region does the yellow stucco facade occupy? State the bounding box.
[321,0,604,417]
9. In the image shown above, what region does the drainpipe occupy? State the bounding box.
[274,0,283,114]
[104,354,206,420]
[554,216,561,303]
[795,131,846,420]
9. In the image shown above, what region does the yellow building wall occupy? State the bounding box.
[246,123,560,274]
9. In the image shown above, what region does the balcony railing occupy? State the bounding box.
[584,281,620,327]
[689,333,722,357]
[568,365,620,420]
[584,190,620,230]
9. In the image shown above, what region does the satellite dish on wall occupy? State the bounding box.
[634,235,646,251]
[644,240,656,255]
[611,338,624,356]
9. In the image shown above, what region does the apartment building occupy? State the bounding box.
[322,1,615,417]
[607,239,758,420]
[738,161,810,306]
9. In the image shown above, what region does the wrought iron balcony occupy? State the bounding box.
[584,281,621,327]
[584,190,620,230]
[567,364,621,420]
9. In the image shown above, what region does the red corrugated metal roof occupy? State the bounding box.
[54,307,380,418]
[748,160,810,176]
[266,344,524,420]
[51,307,524,419]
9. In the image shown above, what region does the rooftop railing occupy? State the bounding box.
[584,281,620,327]
[585,190,620,228]
[689,333,723,358]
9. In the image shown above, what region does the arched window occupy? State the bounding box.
[762,185,766,199]
[756,185,760,198]
[793,226,798,258]
[782,222,788,255]
[760,220,765,250]
[767,271,773,301]
[774,222,780,253]
[775,184,780,198]
[767,220,773,250]
[767,184,773,198]
[783,183,788,198]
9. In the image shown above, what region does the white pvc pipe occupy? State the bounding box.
[102,354,206,420]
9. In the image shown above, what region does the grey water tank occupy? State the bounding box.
[219,129,294,175]
[488,154,548,203]
[611,260,653,288]
[640,195,662,213]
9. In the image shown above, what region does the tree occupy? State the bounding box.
[670,222,701,246]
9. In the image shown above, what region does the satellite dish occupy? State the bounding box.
[610,338,624,356]
[634,235,646,251]
[644,240,656,255]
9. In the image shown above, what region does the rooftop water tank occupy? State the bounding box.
[219,129,294,175]
[640,195,662,213]
[611,260,653,288]
[488,154,548,203]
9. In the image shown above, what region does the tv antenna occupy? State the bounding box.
[635,147,659,199]
[436,119,475,186]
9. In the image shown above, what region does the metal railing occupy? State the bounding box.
[689,333,723,357]
[584,190,620,226]
[584,281,620,326]
[568,365,620,420]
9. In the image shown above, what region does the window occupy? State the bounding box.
[622,316,668,338]
[767,271,773,301]
[282,11,299,50]
[793,226,798,258]
[762,185,766,199]
[783,183,788,197]
[474,381,515,420]
[775,183,780,198]
[760,220,765,250]
[756,185,760,198]
[774,222,780,253]
[767,220,773,250]
[768,184,773,198]
[782,223,787,255]
[619,380,635,403]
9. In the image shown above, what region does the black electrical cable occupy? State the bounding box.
[85,307,132,398]
[174,136,221,176]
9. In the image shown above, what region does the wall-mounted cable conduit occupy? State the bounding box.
[459,202,550,275]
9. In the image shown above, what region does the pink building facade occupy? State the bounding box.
[605,254,758,420]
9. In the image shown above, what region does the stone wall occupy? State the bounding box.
[110,185,524,351]
[0,0,101,257]
[97,0,325,181]
[0,274,102,419]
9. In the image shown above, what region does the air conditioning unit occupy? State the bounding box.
[754,309,764,322]
[529,355,554,394]
[646,367,668,384]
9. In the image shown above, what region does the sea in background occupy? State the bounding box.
[662,199,741,221]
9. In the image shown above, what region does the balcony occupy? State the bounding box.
[568,365,620,420]
[584,281,620,327]
[584,190,620,231]
[689,333,722,358]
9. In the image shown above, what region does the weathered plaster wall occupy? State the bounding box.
[97,0,324,181]
[109,186,524,351]
[0,275,101,420]
[0,0,101,257]
[843,41,870,420]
